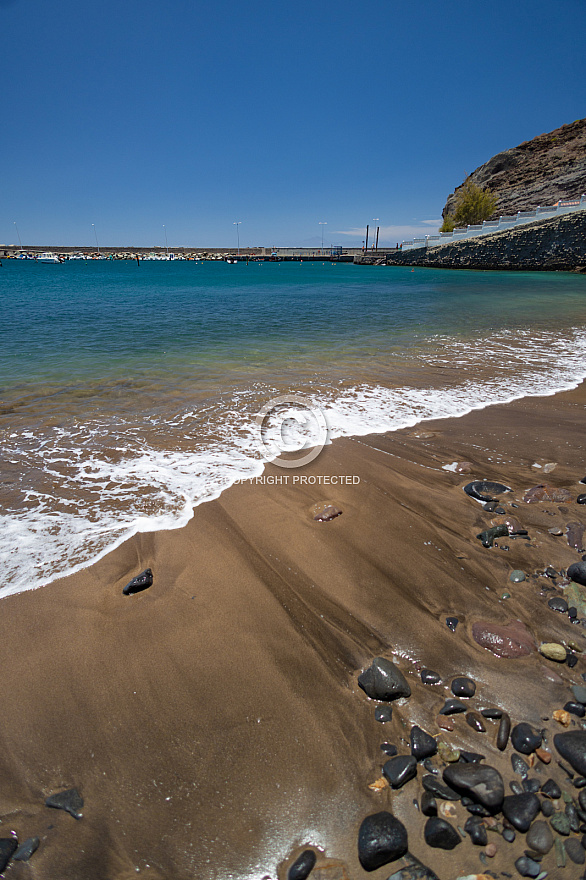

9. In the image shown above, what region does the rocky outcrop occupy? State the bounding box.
[384,210,586,271]
[443,119,586,219]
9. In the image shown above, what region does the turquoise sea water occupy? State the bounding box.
[1,259,586,596]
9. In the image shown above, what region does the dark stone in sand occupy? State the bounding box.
[13,837,39,862]
[511,722,542,755]
[548,596,569,612]
[483,501,498,511]
[522,778,542,794]
[526,820,553,854]
[423,817,461,850]
[466,712,486,732]
[510,780,524,795]
[541,778,561,799]
[523,484,572,504]
[570,606,578,619]
[420,668,441,685]
[565,837,586,864]
[541,799,554,817]
[45,788,84,819]
[555,730,586,776]
[511,753,530,777]
[312,504,342,522]
[446,617,458,632]
[481,707,503,719]
[422,775,461,801]
[375,706,393,723]
[477,525,509,547]
[123,567,153,595]
[471,619,535,658]
[439,698,467,715]
[0,840,17,873]
[578,495,586,505]
[545,566,558,578]
[579,789,586,812]
[568,562,586,587]
[443,763,504,811]
[464,802,491,817]
[383,756,418,789]
[464,816,488,845]
[502,793,540,832]
[421,791,437,817]
[567,523,586,552]
[568,653,578,667]
[459,751,485,763]
[410,726,437,760]
[387,854,440,880]
[497,713,511,751]
[451,676,476,698]
[565,701,586,718]
[357,811,408,871]
[287,849,316,880]
[464,480,510,502]
[381,743,398,757]
[515,855,542,878]
[358,657,411,702]
[423,759,438,775]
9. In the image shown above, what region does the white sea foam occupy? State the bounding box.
[1,327,586,598]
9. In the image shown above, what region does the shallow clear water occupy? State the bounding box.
[1,259,586,596]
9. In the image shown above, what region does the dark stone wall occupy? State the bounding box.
[386,211,586,271]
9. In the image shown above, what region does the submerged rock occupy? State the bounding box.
[523,484,572,504]
[464,481,510,502]
[13,837,39,862]
[567,522,586,552]
[357,811,408,870]
[358,657,411,702]
[383,756,418,789]
[471,619,534,658]
[509,569,526,582]
[446,617,459,632]
[477,525,508,548]
[45,787,84,819]
[312,504,342,522]
[123,568,153,595]
[410,726,437,760]
[0,840,18,872]
[420,669,442,685]
[287,850,316,880]
[451,677,476,698]
[511,723,542,754]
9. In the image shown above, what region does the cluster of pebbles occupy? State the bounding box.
[0,788,83,872]
[282,474,586,879]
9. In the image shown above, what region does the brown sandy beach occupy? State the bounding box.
[1,381,586,879]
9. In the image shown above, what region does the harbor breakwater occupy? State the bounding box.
[375,211,586,271]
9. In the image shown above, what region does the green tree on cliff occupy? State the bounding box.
[440,177,498,231]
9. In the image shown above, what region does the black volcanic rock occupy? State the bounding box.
[357,811,408,871]
[423,817,461,850]
[451,676,476,698]
[511,722,542,755]
[287,849,316,880]
[0,840,17,873]
[123,567,153,595]
[358,658,411,702]
[568,562,586,587]
[45,788,84,819]
[383,756,418,789]
[410,726,437,761]
[555,730,586,776]
[501,792,540,832]
[443,763,504,811]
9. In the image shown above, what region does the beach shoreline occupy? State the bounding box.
[1,380,586,878]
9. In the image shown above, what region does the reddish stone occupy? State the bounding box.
[523,484,572,504]
[471,619,535,658]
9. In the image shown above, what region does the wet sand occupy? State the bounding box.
[1,381,586,879]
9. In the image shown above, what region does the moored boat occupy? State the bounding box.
[36,252,62,263]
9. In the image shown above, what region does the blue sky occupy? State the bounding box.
[2,0,584,248]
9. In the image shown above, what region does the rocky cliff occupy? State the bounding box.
[443,119,586,219]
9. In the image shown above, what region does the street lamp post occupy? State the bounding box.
[92,224,100,255]
[233,221,241,256]
[163,225,169,256]
[319,221,327,253]
[13,222,23,251]
[372,219,379,252]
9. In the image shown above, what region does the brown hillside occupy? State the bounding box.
[443,118,586,219]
